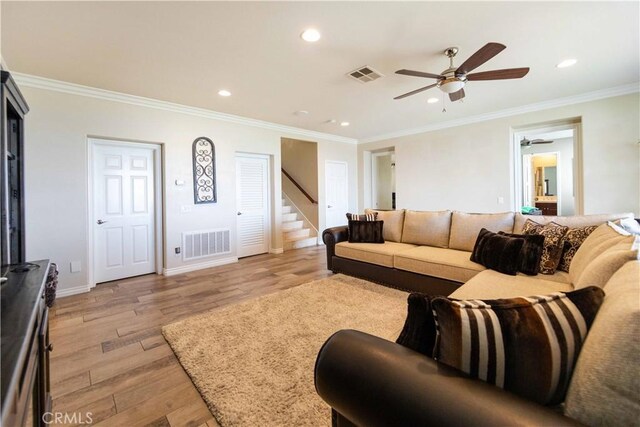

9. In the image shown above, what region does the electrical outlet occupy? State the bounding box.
[70,261,82,273]
[497,196,505,205]
[175,247,181,255]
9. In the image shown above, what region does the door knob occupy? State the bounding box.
[237,212,242,216]
[327,205,333,208]
[97,219,107,225]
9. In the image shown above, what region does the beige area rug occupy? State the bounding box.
[162,274,408,427]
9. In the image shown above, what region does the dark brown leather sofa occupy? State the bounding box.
[322,226,460,296]
[315,329,583,427]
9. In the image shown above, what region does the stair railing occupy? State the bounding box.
[281,168,318,205]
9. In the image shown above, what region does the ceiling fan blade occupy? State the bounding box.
[449,88,465,102]
[396,69,444,79]
[466,68,530,81]
[531,139,554,144]
[456,42,506,75]
[394,83,438,100]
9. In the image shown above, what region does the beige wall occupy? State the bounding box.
[359,93,639,216]
[281,138,318,229]
[21,86,357,292]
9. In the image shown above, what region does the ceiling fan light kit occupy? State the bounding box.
[394,42,530,103]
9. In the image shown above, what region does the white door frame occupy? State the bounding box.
[511,122,583,215]
[235,152,272,257]
[371,150,394,210]
[87,137,164,289]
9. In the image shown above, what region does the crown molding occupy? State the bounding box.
[12,72,358,145]
[360,82,640,144]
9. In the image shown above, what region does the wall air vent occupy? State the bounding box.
[182,229,231,261]
[347,66,384,83]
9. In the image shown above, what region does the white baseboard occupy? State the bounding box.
[269,248,284,254]
[163,256,238,276]
[56,284,91,298]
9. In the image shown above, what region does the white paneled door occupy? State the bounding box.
[236,154,270,258]
[93,143,156,283]
[325,160,348,228]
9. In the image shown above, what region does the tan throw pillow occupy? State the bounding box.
[364,209,405,242]
[401,210,452,248]
[448,211,515,252]
[522,219,569,274]
[574,239,639,289]
[569,223,635,284]
[558,225,598,272]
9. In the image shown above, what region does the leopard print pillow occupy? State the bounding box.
[557,225,598,272]
[522,219,569,274]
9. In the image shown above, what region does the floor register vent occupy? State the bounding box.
[182,229,231,260]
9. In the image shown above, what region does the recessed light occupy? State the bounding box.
[301,28,321,43]
[556,59,577,68]
[218,89,231,97]
[340,121,350,127]
[427,97,439,104]
[294,110,309,116]
[325,119,337,124]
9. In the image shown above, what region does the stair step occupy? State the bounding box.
[281,199,287,206]
[282,220,304,231]
[284,228,311,240]
[284,236,317,250]
[282,212,298,222]
[282,205,292,214]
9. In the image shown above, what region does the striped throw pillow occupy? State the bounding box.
[346,212,378,221]
[431,286,605,405]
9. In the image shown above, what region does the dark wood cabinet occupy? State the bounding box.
[535,202,558,216]
[1,261,53,427]
[1,70,30,266]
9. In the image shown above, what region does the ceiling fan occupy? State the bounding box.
[394,42,529,102]
[520,137,554,147]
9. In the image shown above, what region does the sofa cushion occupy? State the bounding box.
[449,211,515,252]
[450,269,573,300]
[365,209,405,242]
[396,293,438,357]
[569,222,636,284]
[574,238,639,289]
[431,286,605,405]
[394,246,485,283]
[401,210,452,248]
[470,229,524,276]
[522,220,569,274]
[557,225,598,272]
[513,212,634,234]
[335,241,416,268]
[565,261,640,426]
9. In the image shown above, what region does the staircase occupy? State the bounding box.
[282,197,317,250]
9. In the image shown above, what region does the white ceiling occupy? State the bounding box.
[2,1,639,140]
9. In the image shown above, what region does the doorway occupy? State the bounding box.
[325,160,348,228]
[236,153,271,258]
[513,122,582,216]
[371,151,396,210]
[89,138,163,285]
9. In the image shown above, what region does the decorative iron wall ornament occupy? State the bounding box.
[192,137,217,204]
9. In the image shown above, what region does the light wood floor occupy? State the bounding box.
[49,246,331,427]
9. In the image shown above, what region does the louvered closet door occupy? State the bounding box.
[236,154,270,258]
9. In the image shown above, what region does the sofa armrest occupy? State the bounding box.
[322,226,349,271]
[315,330,583,427]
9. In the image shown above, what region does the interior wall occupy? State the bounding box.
[21,85,357,292]
[358,93,639,216]
[280,138,318,229]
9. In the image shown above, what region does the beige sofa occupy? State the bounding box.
[320,210,640,425]
[325,209,634,293]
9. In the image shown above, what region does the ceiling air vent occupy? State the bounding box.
[347,66,384,83]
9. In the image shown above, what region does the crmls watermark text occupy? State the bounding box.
[43,412,93,424]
